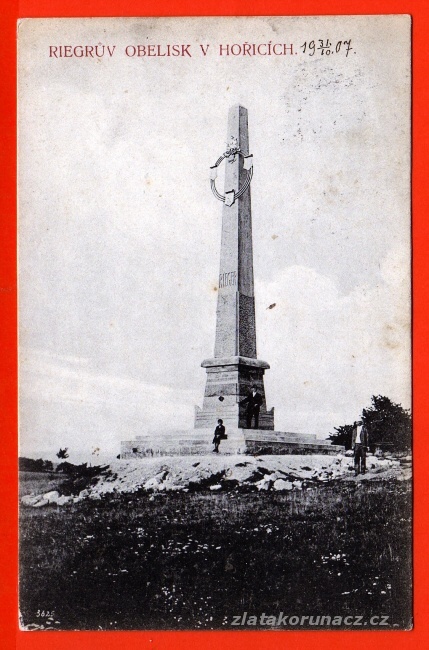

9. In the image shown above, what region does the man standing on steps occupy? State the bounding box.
[240,384,263,429]
[213,419,226,453]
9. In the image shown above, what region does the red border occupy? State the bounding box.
[1,1,427,648]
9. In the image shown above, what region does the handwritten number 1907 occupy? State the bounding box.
[300,40,353,56]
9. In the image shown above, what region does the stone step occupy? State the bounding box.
[122,427,344,458]
[245,440,344,456]
[121,437,343,458]
[244,432,318,442]
[246,439,321,447]
[136,428,317,439]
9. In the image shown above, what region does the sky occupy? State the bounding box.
[18,16,411,462]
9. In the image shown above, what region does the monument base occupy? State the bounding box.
[195,355,275,430]
[120,428,344,458]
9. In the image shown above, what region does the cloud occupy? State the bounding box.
[256,243,410,436]
[19,349,199,459]
[18,17,410,455]
[20,241,410,458]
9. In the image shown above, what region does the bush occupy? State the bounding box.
[19,458,54,473]
[329,395,411,452]
[55,463,111,496]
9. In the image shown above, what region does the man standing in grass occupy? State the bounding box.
[213,419,226,453]
[352,420,369,476]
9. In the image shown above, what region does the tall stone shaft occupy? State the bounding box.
[214,105,256,359]
[195,105,275,431]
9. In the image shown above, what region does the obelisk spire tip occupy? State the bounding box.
[229,103,248,113]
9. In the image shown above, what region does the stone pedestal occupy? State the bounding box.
[194,356,274,430]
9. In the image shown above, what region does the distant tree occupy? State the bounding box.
[328,424,355,450]
[363,395,411,452]
[329,395,411,452]
[56,461,76,474]
[56,447,69,459]
[19,457,54,472]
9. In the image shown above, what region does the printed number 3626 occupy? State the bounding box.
[36,610,54,618]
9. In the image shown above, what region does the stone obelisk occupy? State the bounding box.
[120,105,344,457]
[195,105,275,431]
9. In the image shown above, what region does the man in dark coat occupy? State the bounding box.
[240,384,263,429]
[213,419,226,453]
[352,420,369,476]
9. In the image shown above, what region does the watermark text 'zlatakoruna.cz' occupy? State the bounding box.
[230,613,390,627]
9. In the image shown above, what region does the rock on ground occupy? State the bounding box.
[20,452,407,507]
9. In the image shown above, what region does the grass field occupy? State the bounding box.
[19,473,412,630]
[19,471,65,499]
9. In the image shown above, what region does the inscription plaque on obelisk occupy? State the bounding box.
[195,105,275,431]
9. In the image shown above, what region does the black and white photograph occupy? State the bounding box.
[18,15,411,631]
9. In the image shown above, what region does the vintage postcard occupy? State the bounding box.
[18,16,411,631]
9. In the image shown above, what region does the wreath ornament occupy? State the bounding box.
[210,136,253,206]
